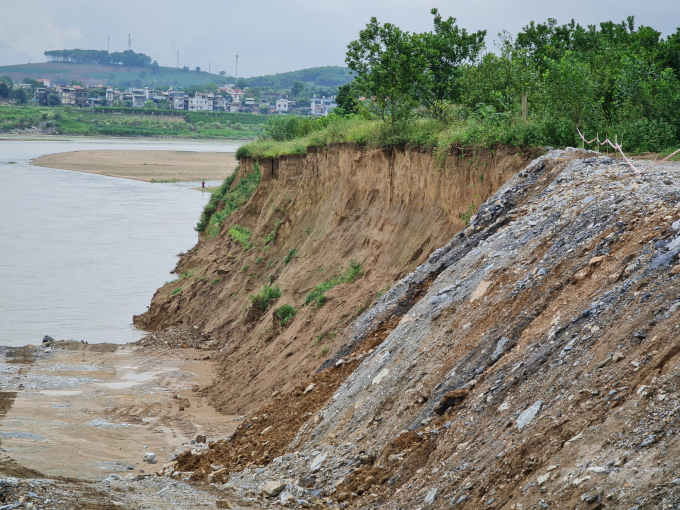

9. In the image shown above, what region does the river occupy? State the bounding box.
[0,137,242,346]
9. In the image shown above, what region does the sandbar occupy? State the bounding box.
[32,149,238,182]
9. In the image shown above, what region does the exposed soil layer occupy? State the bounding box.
[32,150,238,182]
[136,144,541,417]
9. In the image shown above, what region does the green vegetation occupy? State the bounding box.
[249,284,282,311]
[461,204,476,224]
[171,287,183,296]
[319,346,329,357]
[197,163,261,236]
[244,66,352,89]
[238,13,680,160]
[274,304,298,326]
[284,248,298,265]
[0,106,266,139]
[304,259,364,308]
[150,178,179,183]
[264,221,280,244]
[229,225,253,251]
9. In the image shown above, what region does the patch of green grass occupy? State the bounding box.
[171,287,183,295]
[266,260,274,269]
[150,178,180,183]
[304,259,364,308]
[229,225,253,251]
[249,284,282,311]
[461,203,476,225]
[284,248,298,265]
[256,257,263,265]
[196,163,261,236]
[211,278,221,285]
[319,345,329,357]
[274,304,298,327]
[313,334,325,346]
[264,220,280,245]
[241,264,249,272]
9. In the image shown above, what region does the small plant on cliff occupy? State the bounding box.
[461,203,476,225]
[264,220,281,245]
[249,284,282,311]
[171,287,183,296]
[304,259,364,308]
[275,304,298,326]
[229,225,253,251]
[196,163,261,237]
[284,248,298,265]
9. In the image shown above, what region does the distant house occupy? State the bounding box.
[74,86,88,107]
[213,95,229,111]
[129,88,148,108]
[263,91,283,100]
[105,88,115,103]
[34,88,47,106]
[276,98,289,113]
[56,86,76,105]
[223,88,244,102]
[229,101,241,113]
[311,96,337,116]
[188,92,213,111]
[168,90,185,110]
[37,78,51,88]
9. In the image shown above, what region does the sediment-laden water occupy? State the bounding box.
[0,138,241,346]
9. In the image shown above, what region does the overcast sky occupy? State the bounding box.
[1,0,679,77]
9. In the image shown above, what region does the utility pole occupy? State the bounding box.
[108,36,110,53]
[235,55,238,80]
[177,51,179,68]
[128,34,131,51]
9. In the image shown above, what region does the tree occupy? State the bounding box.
[417,8,486,118]
[334,82,360,115]
[219,71,226,76]
[0,82,10,99]
[70,80,83,87]
[259,105,270,115]
[205,82,219,92]
[290,80,305,97]
[47,92,61,106]
[0,75,13,88]
[182,66,189,73]
[11,87,27,104]
[346,17,425,127]
[142,100,157,109]
[195,66,201,73]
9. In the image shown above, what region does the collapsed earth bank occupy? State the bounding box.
[136,144,538,416]
[166,148,680,509]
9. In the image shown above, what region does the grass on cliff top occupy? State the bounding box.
[235,115,555,163]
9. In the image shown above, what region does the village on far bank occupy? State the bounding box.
[1,77,338,116]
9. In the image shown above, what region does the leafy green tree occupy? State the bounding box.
[143,99,157,109]
[219,71,226,76]
[259,105,270,115]
[11,87,28,104]
[346,17,425,127]
[0,75,14,87]
[47,92,61,106]
[0,82,10,99]
[417,8,486,118]
[290,80,305,97]
[236,77,250,89]
[182,66,189,73]
[195,66,201,73]
[334,82,360,115]
[205,82,219,92]
[70,80,83,86]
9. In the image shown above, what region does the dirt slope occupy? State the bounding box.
[172,150,680,510]
[136,144,539,415]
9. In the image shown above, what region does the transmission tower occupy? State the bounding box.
[128,34,131,50]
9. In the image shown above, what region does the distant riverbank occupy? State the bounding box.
[33,149,238,182]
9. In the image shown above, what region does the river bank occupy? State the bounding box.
[32,150,238,183]
[0,341,237,508]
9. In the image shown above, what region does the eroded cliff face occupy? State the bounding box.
[173,150,680,510]
[136,144,538,415]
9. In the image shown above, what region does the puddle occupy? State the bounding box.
[39,390,82,396]
[96,381,143,389]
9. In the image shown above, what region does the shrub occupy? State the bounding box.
[304,259,364,307]
[229,225,253,251]
[275,304,298,326]
[249,284,282,311]
[284,248,298,265]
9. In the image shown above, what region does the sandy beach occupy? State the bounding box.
[32,150,238,182]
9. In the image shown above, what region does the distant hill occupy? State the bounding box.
[0,62,351,90]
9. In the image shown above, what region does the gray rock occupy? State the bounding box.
[516,400,542,430]
[143,452,157,464]
[262,480,286,497]
[309,452,327,473]
[424,488,437,504]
